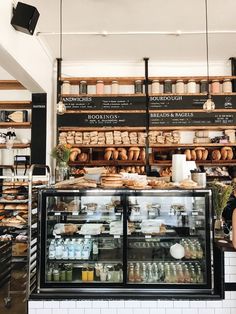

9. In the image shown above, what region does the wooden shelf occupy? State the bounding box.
[59,126,146,132]
[149,109,236,113]
[69,160,146,167]
[0,144,30,149]
[148,76,236,82]
[62,93,145,97]
[149,126,236,131]
[0,80,26,90]
[64,110,146,114]
[0,101,31,109]
[150,143,236,148]
[72,144,146,148]
[150,92,236,96]
[150,160,236,166]
[0,122,31,129]
[61,77,145,85]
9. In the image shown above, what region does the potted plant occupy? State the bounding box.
[51,144,71,182]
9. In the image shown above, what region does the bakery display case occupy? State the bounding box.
[36,188,222,299]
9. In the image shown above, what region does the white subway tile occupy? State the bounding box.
[230,291,236,299]
[190,301,206,308]
[116,309,132,314]
[125,301,140,308]
[93,301,109,308]
[109,301,125,308]
[44,301,60,309]
[166,309,182,314]
[101,309,117,314]
[196,310,214,314]
[206,300,223,308]
[229,275,236,282]
[229,258,236,266]
[28,310,36,314]
[182,309,198,314]
[157,300,173,308]
[132,309,149,314]
[215,309,231,314]
[225,252,236,258]
[140,301,157,308]
[173,300,190,308]
[225,274,230,282]
[69,309,85,314]
[29,301,44,309]
[222,299,236,308]
[84,309,101,314]
[77,301,92,308]
[60,301,76,308]
[36,310,52,314]
[225,258,230,266]
[150,309,165,314]
[225,266,236,274]
[225,291,231,299]
[52,309,68,314]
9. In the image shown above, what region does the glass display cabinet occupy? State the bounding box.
[36,188,222,299]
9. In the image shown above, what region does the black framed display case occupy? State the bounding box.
[34,188,223,299]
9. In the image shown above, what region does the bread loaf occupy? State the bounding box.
[184,149,191,161]
[113,150,119,160]
[104,150,112,160]
[211,150,221,160]
[128,150,134,160]
[191,150,197,161]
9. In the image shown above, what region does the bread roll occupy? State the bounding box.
[120,151,128,160]
[104,150,112,160]
[221,149,228,160]
[191,150,197,161]
[202,149,208,160]
[211,149,221,160]
[227,149,234,160]
[133,150,140,161]
[78,152,88,162]
[184,149,191,161]
[128,150,134,160]
[139,148,146,161]
[113,150,119,160]
[69,150,79,162]
[196,149,203,160]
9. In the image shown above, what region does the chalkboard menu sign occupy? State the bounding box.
[58,112,146,127]
[62,96,146,111]
[149,95,236,110]
[150,111,236,127]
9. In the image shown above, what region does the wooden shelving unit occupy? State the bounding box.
[0,80,26,90]
[0,101,31,109]
[0,122,31,129]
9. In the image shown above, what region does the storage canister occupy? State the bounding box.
[187,79,197,94]
[211,79,220,94]
[175,79,185,94]
[96,80,104,94]
[223,78,232,93]
[163,79,172,94]
[134,80,143,94]
[151,80,160,94]
[62,81,71,94]
[79,80,87,95]
[200,79,208,94]
[111,80,119,94]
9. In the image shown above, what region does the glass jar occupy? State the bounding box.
[200,79,208,94]
[187,79,197,93]
[96,80,104,94]
[55,161,69,183]
[134,80,143,94]
[151,80,160,94]
[163,80,172,94]
[62,81,71,94]
[175,79,185,94]
[211,79,220,93]
[79,80,87,95]
[223,78,232,93]
[111,80,119,94]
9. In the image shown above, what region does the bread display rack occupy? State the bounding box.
[0,164,50,307]
[58,75,236,178]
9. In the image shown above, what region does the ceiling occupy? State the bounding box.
[20,0,236,62]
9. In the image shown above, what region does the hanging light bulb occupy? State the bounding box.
[57,99,66,115]
[203,0,215,112]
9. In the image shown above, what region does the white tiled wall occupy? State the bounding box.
[28,254,236,314]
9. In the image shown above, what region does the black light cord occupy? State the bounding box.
[205,0,210,97]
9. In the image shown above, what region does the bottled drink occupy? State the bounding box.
[68,239,75,260]
[75,239,82,260]
[92,240,99,260]
[49,239,56,259]
[128,264,135,282]
[55,239,63,259]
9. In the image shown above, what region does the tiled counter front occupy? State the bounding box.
[28,253,236,314]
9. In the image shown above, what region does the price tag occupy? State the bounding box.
[181,212,187,216]
[145,235,152,239]
[115,212,121,216]
[85,235,91,239]
[192,212,198,216]
[114,235,120,239]
[72,212,79,216]
[87,212,94,216]
[55,212,61,216]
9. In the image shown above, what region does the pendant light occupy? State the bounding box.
[56,0,66,115]
[202,0,215,112]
